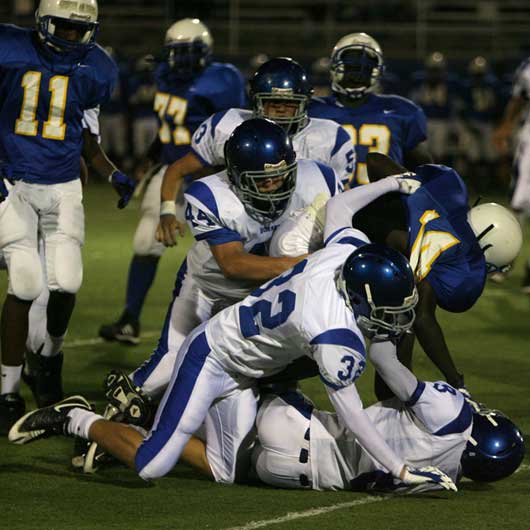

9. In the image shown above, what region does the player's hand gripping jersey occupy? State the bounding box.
[154,62,246,166]
[0,24,117,183]
[191,108,355,185]
[308,94,426,186]
[184,159,341,302]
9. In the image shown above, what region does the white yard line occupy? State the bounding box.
[64,331,159,348]
[223,496,387,530]
[515,463,530,474]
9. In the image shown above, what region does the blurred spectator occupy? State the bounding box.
[128,55,159,162]
[409,52,461,164]
[99,47,130,171]
[458,56,506,192]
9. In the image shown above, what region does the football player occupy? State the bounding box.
[266,153,522,398]
[492,55,530,292]
[254,351,524,491]
[129,118,342,401]
[9,174,457,494]
[0,0,135,433]
[154,56,354,247]
[308,32,431,187]
[98,19,246,345]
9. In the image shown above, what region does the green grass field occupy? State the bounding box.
[1,183,529,530]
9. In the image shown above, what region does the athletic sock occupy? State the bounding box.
[125,255,160,322]
[39,333,65,358]
[66,408,103,440]
[1,364,23,394]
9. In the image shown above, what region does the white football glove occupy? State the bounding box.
[391,172,421,195]
[401,465,457,492]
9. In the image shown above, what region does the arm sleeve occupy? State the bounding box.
[191,112,228,167]
[324,176,399,242]
[327,384,405,478]
[329,126,356,186]
[82,107,100,137]
[368,340,419,402]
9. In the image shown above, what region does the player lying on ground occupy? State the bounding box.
[253,343,525,492]
[0,0,136,434]
[8,171,457,492]
[119,119,342,403]
[267,152,522,400]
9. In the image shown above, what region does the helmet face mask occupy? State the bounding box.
[249,58,313,135]
[36,0,98,54]
[330,34,384,99]
[338,244,418,340]
[236,161,297,222]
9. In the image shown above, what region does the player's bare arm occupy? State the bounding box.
[211,240,306,281]
[156,152,207,246]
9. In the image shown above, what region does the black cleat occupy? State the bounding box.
[23,350,64,407]
[99,311,140,345]
[8,395,90,445]
[0,393,25,436]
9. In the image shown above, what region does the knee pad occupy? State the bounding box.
[47,239,83,293]
[6,248,43,301]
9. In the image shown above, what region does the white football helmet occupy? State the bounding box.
[330,32,384,99]
[36,0,98,51]
[164,18,213,75]
[468,203,523,272]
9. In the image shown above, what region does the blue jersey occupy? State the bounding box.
[0,25,117,184]
[408,72,461,120]
[461,75,504,123]
[308,94,427,186]
[405,165,486,312]
[154,61,246,165]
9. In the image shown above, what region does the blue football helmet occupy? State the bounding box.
[224,118,297,223]
[36,0,99,54]
[461,411,525,482]
[330,33,384,99]
[163,18,212,79]
[338,243,418,340]
[249,57,314,134]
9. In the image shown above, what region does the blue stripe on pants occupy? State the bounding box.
[132,259,187,388]
[135,330,211,476]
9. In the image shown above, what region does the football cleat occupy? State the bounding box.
[0,393,25,436]
[99,312,140,345]
[103,371,151,427]
[23,349,64,407]
[8,395,90,445]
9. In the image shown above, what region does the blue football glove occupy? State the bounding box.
[109,170,135,209]
[401,465,457,492]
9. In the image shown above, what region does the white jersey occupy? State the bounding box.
[184,159,341,303]
[191,108,355,184]
[310,381,472,491]
[513,58,530,125]
[205,226,370,381]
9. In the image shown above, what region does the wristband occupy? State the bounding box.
[160,200,177,216]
